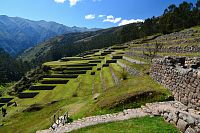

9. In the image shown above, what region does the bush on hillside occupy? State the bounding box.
[121,68,128,80]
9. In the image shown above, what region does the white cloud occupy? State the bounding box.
[93,0,102,2]
[103,15,122,23]
[118,19,144,26]
[55,0,100,6]
[85,14,96,20]
[98,15,105,18]
[54,0,79,6]
[69,0,80,6]
[54,0,66,3]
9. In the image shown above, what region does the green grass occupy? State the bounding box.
[77,71,94,96]
[71,116,180,133]
[93,75,171,113]
[101,67,115,89]
[93,71,103,94]
[110,63,124,80]
[0,99,70,133]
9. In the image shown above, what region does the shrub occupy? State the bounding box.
[72,91,78,97]
[23,104,43,112]
[121,68,128,80]
[67,117,73,123]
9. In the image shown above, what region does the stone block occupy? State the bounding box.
[186,116,195,126]
[185,127,196,133]
[177,119,188,132]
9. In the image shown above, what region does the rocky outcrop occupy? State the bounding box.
[150,57,200,110]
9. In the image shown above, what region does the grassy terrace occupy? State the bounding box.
[110,63,123,79]
[101,67,115,89]
[93,71,102,94]
[72,116,179,133]
[0,49,174,133]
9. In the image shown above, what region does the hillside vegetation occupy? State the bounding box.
[0,48,30,85]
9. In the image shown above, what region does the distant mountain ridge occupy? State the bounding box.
[0,15,99,55]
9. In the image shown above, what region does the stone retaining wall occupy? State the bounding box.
[109,65,120,85]
[125,51,162,59]
[131,45,200,53]
[117,61,139,76]
[123,56,146,64]
[150,57,200,110]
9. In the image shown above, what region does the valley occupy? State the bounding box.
[0,26,199,133]
[0,1,199,133]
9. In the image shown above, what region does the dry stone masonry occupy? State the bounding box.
[143,101,200,133]
[109,65,120,85]
[131,45,200,53]
[150,57,200,110]
[117,60,139,76]
[123,56,146,64]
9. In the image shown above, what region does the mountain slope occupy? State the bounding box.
[0,15,98,55]
[19,24,143,66]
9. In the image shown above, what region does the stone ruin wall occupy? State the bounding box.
[150,57,200,110]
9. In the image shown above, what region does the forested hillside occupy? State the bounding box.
[0,48,30,84]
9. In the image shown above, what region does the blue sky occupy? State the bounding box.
[0,0,197,28]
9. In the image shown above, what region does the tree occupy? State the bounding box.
[168,4,177,13]
[143,42,163,62]
[196,0,200,9]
